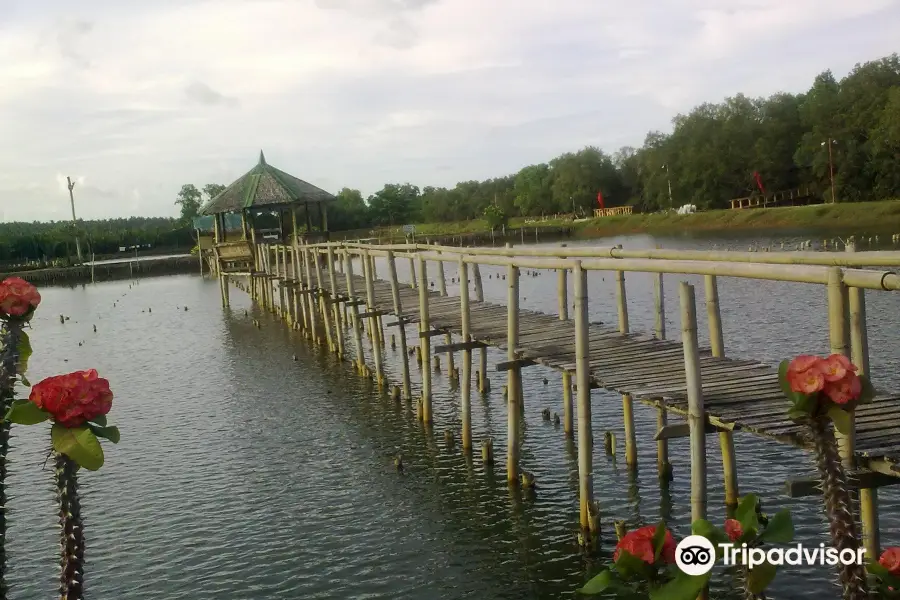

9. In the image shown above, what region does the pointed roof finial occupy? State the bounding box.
[259,149,267,165]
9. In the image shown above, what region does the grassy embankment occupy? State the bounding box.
[356,200,900,241]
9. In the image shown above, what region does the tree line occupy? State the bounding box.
[325,53,899,230]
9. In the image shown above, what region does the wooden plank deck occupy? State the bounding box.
[279,267,900,474]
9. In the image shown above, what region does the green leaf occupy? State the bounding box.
[747,561,778,594]
[90,415,108,427]
[17,373,30,387]
[614,549,655,580]
[857,375,876,405]
[89,425,120,444]
[786,409,808,422]
[792,393,818,414]
[759,509,794,544]
[5,401,49,425]
[652,520,668,562]
[577,570,612,595]
[868,561,890,577]
[827,405,852,435]
[735,494,760,534]
[16,331,31,375]
[650,571,710,600]
[51,424,104,471]
[778,360,792,397]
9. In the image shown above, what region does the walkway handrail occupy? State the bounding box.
[300,240,900,268]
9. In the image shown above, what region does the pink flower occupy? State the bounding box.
[819,354,856,383]
[724,519,743,542]
[29,369,113,427]
[823,373,862,405]
[787,354,826,395]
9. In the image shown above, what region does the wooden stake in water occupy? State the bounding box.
[343,249,366,373]
[506,257,521,483]
[459,256,473,452]
[417,256,433,423]
[680,282,707,524]
[387,251,412,401]
[473,262,488,393]
[363,249,385,387]
[573,260,596,532]
[616,270,637,469]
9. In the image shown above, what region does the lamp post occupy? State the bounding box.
[66,177,83,263]
[662,164,674,208]
[821,139,837,204]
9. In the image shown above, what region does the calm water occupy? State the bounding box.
[7,229,900,599]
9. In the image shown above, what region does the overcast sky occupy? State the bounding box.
[1,0,898,222]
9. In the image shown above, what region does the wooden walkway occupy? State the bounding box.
[290,267,900,473]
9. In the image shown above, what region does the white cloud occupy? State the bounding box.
[0,0,897,221]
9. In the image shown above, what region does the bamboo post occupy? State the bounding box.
[314,247,336,352]
[680,282,707,523]
[558,262,574,438]
[459,256,473,452]
[327,246,344,356]
[616,269,637,468]
[368,253,385,347]
[343,249,366,372]
[473,262,488,393]
[506,257,521,482]
[574,260,596,532]
[302,245,319,343]
[274,246,284,318]
[387,251,412,401]
[846,244,878,557]
[408,252,418,289]
[267,246,276,312]
[293,237,309,332]
[417,256,433,423]
[827,267,854,467]
[653,273,671,479]
[436,248,455,378]
[705,274,739,509]
[363,250,385,387]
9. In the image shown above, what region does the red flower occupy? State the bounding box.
[0,277,40,318]
[879,547,900,576]
[823,372,862,405]
[724,519,743,542]
[786,354,826,395]
[613,525,676,565]
[820,354,855,383]
[29,369,113,428]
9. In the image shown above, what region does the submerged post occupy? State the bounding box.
[363,249,385,387]
[616,270,637,469]
[417,256,433,423]
[846,242,878,558]
[574,260,596,532]
[473,262,488,393]
[302,245,319,343]
[344,249,366,373]
[680,282,707,523]
[705,274,739,509]
[435,249,455,380]
[387,251,412,401]
[558,262,573,438]
[506,256,521,483]
[653,273,671,479]
[459,256,473,453]
[327,245,345,357]
[314,247,335,352]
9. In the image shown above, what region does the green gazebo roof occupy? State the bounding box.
[199,151,335,215]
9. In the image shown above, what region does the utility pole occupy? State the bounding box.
[824,139,837,204]
[67,176,83,263]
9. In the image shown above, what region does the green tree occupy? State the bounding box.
[330,188,371,230]
[202,183,226,201]
[175,184,202,223]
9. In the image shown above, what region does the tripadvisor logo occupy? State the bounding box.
[675,535,866,575]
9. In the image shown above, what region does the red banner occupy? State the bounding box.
[753,171,766,194]
[597,191,605,209]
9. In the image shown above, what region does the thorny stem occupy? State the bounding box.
[808,416,869,600]
[56,453,85,600]
[0,320,24,600]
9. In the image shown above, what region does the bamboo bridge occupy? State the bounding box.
[208,238,900,561]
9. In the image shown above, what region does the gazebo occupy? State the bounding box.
[198,151,336,275]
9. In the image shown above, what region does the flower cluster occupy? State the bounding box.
[0,276,41,320]
[880,548,900,576]
[786,354,861,405]
[29,369,113,428]
[724,519,743,542]
[614,524,677,565]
